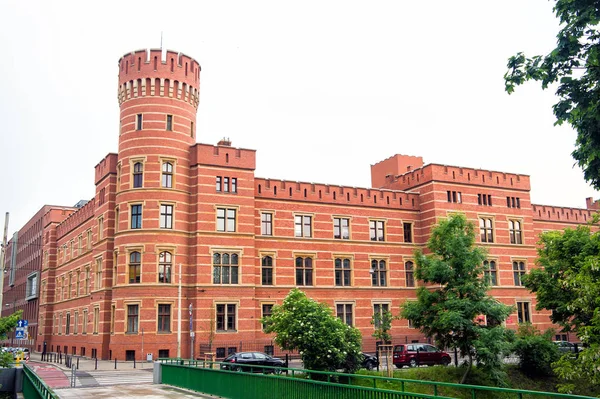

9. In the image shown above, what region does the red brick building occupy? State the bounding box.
[4,48,598,360]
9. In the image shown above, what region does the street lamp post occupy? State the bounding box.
[5,299,15,346]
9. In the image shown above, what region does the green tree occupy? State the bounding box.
[504,0,600,189]
[512,323,559,378]
[263,288,363,374]
[525,226,600,392]
[0,310,23,368]
[371,309,393,344]
[400,214,513,384]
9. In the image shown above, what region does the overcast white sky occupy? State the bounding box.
[0,1,598,236]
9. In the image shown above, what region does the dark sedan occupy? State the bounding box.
[221,351,286,373]
[362,353,379,370]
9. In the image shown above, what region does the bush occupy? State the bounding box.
[513,324,559,377]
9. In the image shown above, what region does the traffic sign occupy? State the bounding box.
[17,320,28,328]
[15,329,25,339]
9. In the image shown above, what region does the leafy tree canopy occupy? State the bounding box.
[400,214,513,383]
[262,288,363,373]
[525,226,600,391]
[504,0,600,189]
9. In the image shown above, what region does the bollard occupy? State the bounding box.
[134,358,136,369]
[115,358,117,369]
[454,347,458,367]
[77,357,79,369]
[95,357,98,370]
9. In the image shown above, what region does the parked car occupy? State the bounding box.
[393,343,451,368]
[553,341,582,354]
[362,353,379,370]
[221,351,285,373]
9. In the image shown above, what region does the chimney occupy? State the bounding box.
[217,137,232,147]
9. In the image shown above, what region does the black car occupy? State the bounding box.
[362,353,379,370]
[221,351,286,373]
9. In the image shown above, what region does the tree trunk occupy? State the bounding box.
[460,350,472,384]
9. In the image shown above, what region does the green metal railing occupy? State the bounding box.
[22,364,58,399]
[158,358,598,399]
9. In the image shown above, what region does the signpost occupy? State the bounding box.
[16,320,28,341]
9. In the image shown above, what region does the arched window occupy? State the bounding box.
[158,251,172,283]
[213,252,239,284]
[371,260,386,287]
[405,261,415,287]
[334,258,351,286]
[295,257,313,286]
[261,256,273,285]
[129,252,141,284]
[162,162,173,188]
[133,162,143,188]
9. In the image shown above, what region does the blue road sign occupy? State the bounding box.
[15,329,25,339]
[17,320,28,328]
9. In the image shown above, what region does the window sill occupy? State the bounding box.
[216,330,237,333]
[157,331,172,334]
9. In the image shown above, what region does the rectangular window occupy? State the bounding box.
[216,208,236,232]
[76,271,81,296]
[294,215,312,238]
[166,115,173,131]
[478,194,493,206]
[133,162,143,188]
[213,252,239,284]
[26,272,39,300]
[509,220,523,244]
[216,304,236,331]
[66,313,71,335]
[333,217,350,240]
[336,304,353,326]
[74,311,79,334]
[161,162,173,188]
[110,305,115,334]
[261,213,273,236]
[483,260,498,286]
[190,121,194,137]
[507,196,521,208]
[136,114,142,130]
[127,304,139,333]
[373,303,389,328]
[403,222,413,243]
[160,204,173,229]
[85,268,90,295]
[82,309,88,334]
[447,191,462,203]
[98,217,104,239]
[369,220,385,241]
[231,178,237,193]
[479,217,494,243]
[262,304,273,331]
[334,258,351,286]
[517,302,530,323]
[513,261,526,286]
[93,307,99,334]
[216,176,222,192]
[223,177,229,193]
[295,256,313,286]
[131,205,142,229]
[261,255,273,285]
[87,230,92,250]
[158,304,171,333]
[95,258,102,290]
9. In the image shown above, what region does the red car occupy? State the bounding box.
[393,343,451,368]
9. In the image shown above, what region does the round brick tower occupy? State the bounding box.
[112,49,200,360]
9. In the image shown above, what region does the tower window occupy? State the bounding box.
[166,115,173,131]
[136,114,142,130]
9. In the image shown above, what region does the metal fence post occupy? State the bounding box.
[115,358,117,369]
[95,357,98,370]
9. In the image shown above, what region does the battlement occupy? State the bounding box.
[56,198,96,239]
[94,153,118,185]
[255,178,420,210]
[117,49,200,108]
[191,142,256,170]
[532,203,595,223]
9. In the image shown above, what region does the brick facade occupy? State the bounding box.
[3,48,598,360]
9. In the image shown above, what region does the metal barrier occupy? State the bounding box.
[22,364,59,399]
[158,359,598,399]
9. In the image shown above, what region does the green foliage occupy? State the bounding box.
[263,288,363,373]
[371,309,393,343]
[473,327,515,386]
[504,0,600,189]
[525,226,600,391]
[0,310,22,340]
[400,214,513,383]
[512,323,559,377]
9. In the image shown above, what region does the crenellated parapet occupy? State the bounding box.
[56,198,95,239]
[117,49,200,108]
[94,153,118,185]
[255,178,420,210]
[532,203,596,223]
[191,143,256,170]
